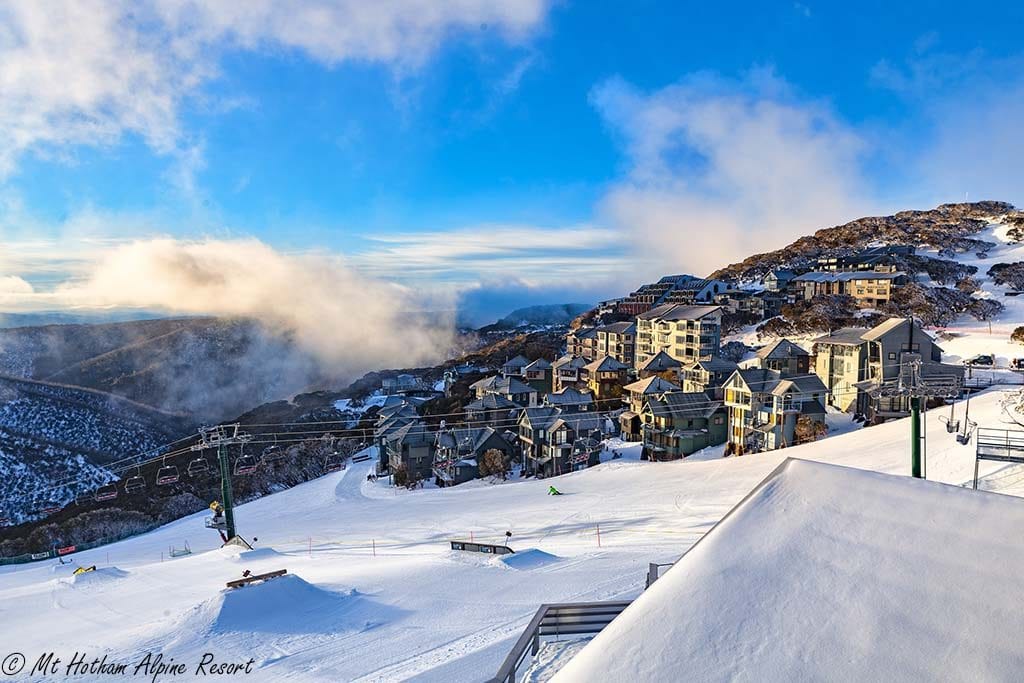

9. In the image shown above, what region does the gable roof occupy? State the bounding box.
[684,357,740,374]
[860,316,911,341]
[756,339,810,361]
[465,393,518,411]
[502,354,530,368]
[732,368,784,394]
[556,459,1024,682]
[551,411,603,435]
[520,406,561,430]
[524,358,552,371]
[644,392,722,420]
[570,327,598,339]
[471,375,535,396]
[552,354,587,370]
[584,355,629,373]
[623,376,680,395]
[544,387,594,408]
[640,350,682,372]
[812,327,870,346]
[771,374,827,397]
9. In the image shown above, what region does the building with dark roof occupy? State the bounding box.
[812,317,963,420]
[640,391,727,460]
[723,368,828,453]
[755,339,811,376]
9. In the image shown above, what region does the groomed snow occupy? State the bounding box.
[555,458,1024,682]
[2,389,1024,681]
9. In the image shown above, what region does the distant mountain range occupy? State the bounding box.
[478,303,594,332]
[0,316,337,422]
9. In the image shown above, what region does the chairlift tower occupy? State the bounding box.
[191,424,253,542]
[871,357,962,479]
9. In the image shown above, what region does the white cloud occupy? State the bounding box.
[0,0,549,175]
[870,45,1024,207]
[590,70,877,276]
[43,237,456,372]
[354,224,631,286]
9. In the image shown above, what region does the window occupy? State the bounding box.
[888,352,897,360]
[713,415,724,425]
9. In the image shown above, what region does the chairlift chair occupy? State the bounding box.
[124,471,146,494]
[187,457,210,477]
[261,444,283,463]
[324,452,344,473]
[94,484,118,502]
[234,449,258,475]
[156,456,180,486]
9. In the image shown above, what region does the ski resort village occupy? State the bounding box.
[3,203,1024,681]
[3,3,1024,681]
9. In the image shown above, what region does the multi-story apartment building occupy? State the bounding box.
[566,327,599,361]
[617,275,730,316]
[583,355,629,400]
[723,369,828,454]
[501,355,530,377]
[634,304,723,370]
[470,375,538,407]
[755,339,810,376]
[523,358,553,393]
[640,392,727,460]
[812,317,963,420]
[620,375,680,441]
[815,245,915,273]
[594,321,636,367]
[551,354,588,392]
[519,407,603,477]
[792,271,907,307]
[680,357,739,399]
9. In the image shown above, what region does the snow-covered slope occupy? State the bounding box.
[2,388,1023,681]
[555,458,1024,682]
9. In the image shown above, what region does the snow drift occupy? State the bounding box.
[555,458,1024,682]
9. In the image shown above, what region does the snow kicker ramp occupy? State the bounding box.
[181,574,395,636]
[556,458,1024,682]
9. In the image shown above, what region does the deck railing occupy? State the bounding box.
[488,601,632,683]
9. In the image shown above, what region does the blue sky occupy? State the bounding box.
[1,1,1022,323]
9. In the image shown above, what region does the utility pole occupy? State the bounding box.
[192,424,252,546]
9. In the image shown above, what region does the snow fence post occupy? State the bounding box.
[597,524,602,548]
[372,539,376,557]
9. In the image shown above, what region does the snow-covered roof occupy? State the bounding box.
[555,459,1024,682]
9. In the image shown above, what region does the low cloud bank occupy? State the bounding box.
[55,237,457,377]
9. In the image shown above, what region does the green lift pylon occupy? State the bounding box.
[217,440,237,540]
[910,396,922,479]
[193,423,252,545]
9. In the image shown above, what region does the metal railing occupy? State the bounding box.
[976,428,1024,463]
[489,601,632,683]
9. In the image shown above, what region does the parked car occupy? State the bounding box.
[1011,358,1024,372]
[966,354,995,366]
